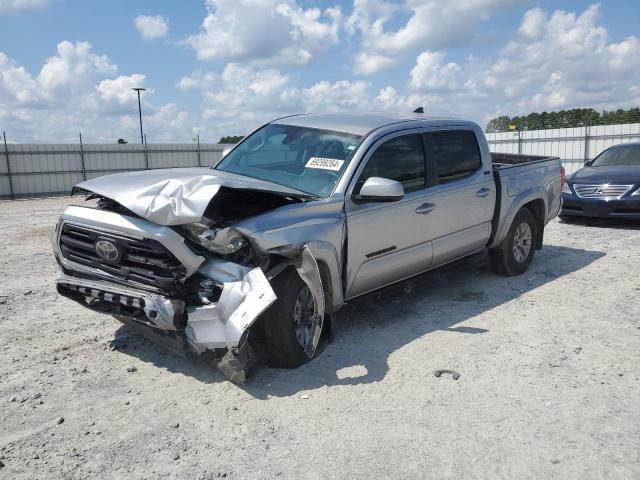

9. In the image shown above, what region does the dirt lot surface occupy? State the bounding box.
[1,196,639,479]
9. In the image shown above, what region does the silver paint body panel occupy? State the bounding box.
[55,113,561,316]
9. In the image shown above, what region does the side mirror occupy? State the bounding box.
[584,159,592,167]
[353,177,404,203]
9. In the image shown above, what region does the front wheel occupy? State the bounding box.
[489,208,537,276]
[254,268,324,368]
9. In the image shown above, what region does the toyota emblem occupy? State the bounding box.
[95,239,120,262]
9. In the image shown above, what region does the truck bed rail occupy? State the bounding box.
[492,153,558,169]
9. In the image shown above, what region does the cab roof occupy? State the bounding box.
[272,112,476,136]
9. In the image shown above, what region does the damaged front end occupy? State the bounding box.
[53,170,339,383]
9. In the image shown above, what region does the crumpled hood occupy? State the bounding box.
[74,168,311,226]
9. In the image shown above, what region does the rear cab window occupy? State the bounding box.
[426,130,482,184]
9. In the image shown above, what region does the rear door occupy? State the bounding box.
[344,131,436,299]
[424,128,495,266]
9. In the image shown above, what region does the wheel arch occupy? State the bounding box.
[521,198,545,250]
[491,189,547,248]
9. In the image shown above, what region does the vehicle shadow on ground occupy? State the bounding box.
[113,244,605,395]
[560,217,640,230]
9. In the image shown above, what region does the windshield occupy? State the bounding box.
[591,144,640,167]
[214,123,362,197]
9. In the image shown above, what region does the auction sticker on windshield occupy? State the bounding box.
[305,157,344,171]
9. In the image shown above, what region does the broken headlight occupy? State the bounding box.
[182,223,247,254]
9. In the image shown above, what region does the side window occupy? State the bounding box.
[429,130,482,183]
[356,135,426,193]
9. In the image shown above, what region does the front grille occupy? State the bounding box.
[573,184,633,199]
[59,223,186,291]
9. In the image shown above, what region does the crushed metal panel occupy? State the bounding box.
[197,258,251,283]
[220,268,277,344]
[74,168,311,226]
[184,267,277,351]
[296,246,325,359]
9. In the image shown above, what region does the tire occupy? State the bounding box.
[489,208,537,276]
[255,267,320,368]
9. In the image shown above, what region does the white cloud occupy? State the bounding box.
[134,15,169,40]
[409,51,462,91]
[348,0,523,75]
[353,53,396,75]
[607,36,640,70]
[0,41,190,142]
[383,4,640,121]
[3,3,640,144]
[380,3,640,122]
[184,0,341,66]
[0,0,47,12]
[518,7,546,40]
[488,4,640,111]
[200,63,293,125]
[298,80,371,112]
[37,41,116,97]
[97,74,147,104]
[176,71,216,92]
[181,62,377,136]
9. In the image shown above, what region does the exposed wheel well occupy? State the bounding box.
[522,199,545,249]
[315,259,334,314]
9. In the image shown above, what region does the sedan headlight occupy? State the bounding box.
[632,186,640,196]
[182,223,247,253]
[561,183,572,195]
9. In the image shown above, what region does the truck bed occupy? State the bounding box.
[488,152,562,249]
[491,152,558,169]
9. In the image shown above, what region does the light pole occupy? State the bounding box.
[131,87,146,144]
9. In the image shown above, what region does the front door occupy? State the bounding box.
[344,132,436,299]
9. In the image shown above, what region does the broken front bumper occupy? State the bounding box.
[55,263,277,354]
[56,275,185,330]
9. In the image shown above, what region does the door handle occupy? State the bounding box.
[476,187,492,198]
[415,203,436,214]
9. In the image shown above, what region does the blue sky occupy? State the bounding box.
[0,0,639,143]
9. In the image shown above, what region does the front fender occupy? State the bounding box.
[303,240,345,313]
[243,213,346,312]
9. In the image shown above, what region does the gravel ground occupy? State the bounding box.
[1,196,639,480]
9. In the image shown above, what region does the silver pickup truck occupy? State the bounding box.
[52,113,562,381]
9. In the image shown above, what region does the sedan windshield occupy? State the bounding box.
[215,123,362,197]
[591,144,640,167]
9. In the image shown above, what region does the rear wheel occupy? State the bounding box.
[255,268,323,368]
[489,208,537,276]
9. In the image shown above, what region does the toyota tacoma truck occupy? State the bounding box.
[52,113,563,382]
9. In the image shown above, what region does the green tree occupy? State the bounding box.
[485,106,639,132]
[218,135,244,144]
[117,138,127,144]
